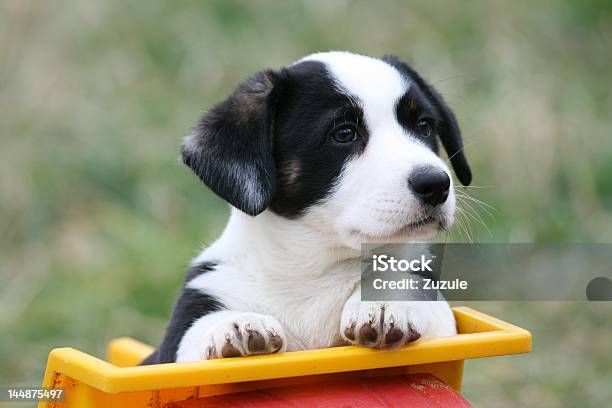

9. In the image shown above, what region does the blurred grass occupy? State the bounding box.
[0,1,611,406]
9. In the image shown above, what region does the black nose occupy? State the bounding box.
[408,168,450,206]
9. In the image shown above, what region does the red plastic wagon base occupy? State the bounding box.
[167,374,473,408]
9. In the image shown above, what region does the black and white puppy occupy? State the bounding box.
[142,51,471,364]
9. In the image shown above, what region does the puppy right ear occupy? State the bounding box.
[181,70,282,216]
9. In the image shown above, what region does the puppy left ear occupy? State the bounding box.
[382,55,472,186]
[424,86,472,186]
[181,70,282,215]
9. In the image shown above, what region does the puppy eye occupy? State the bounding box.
[330,125,358,143]
[417,119,433,137]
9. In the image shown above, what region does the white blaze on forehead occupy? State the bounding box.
[298,52,408,127]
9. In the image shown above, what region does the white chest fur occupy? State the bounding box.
[187,229,362,350]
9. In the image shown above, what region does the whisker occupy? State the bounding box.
[454,206,474,244]
[456,199,492,237]
[456,195,494,222]
[459,185,495,189]
[456,191,497,214]
[438,93,465,101]
[446,140,480,163]
[431,75,467,85]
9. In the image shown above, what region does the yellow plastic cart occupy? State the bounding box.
[39,306,531,407]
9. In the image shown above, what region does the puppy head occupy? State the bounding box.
[182,52,471,248]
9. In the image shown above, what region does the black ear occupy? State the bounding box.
[382,55,472,186]
[424,85,472,186]
[181,70,281,215]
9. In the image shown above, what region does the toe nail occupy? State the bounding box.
[384,325,404,345]
[267,330,283,351]
[344,321,356,341]
[406,325,421,343]
[221,340,242,358]
[359,323,378,343]
[247,330,266,352]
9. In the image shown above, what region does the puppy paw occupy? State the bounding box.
[176,311,286,362]
[341,302,421,348]
[205,312,286,359]
[340,298,456,349]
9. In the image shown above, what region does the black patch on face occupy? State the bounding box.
[181,61,368,219]
[141,261,223,364]
[395,88,441,153]
[269,61,368,218]
[382,55,472,186]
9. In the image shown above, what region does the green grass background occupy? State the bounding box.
[1,1,611,406]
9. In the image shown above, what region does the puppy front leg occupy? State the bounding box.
[141,287,286,364]
[340,287,456,349]
[175,310,286,362]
